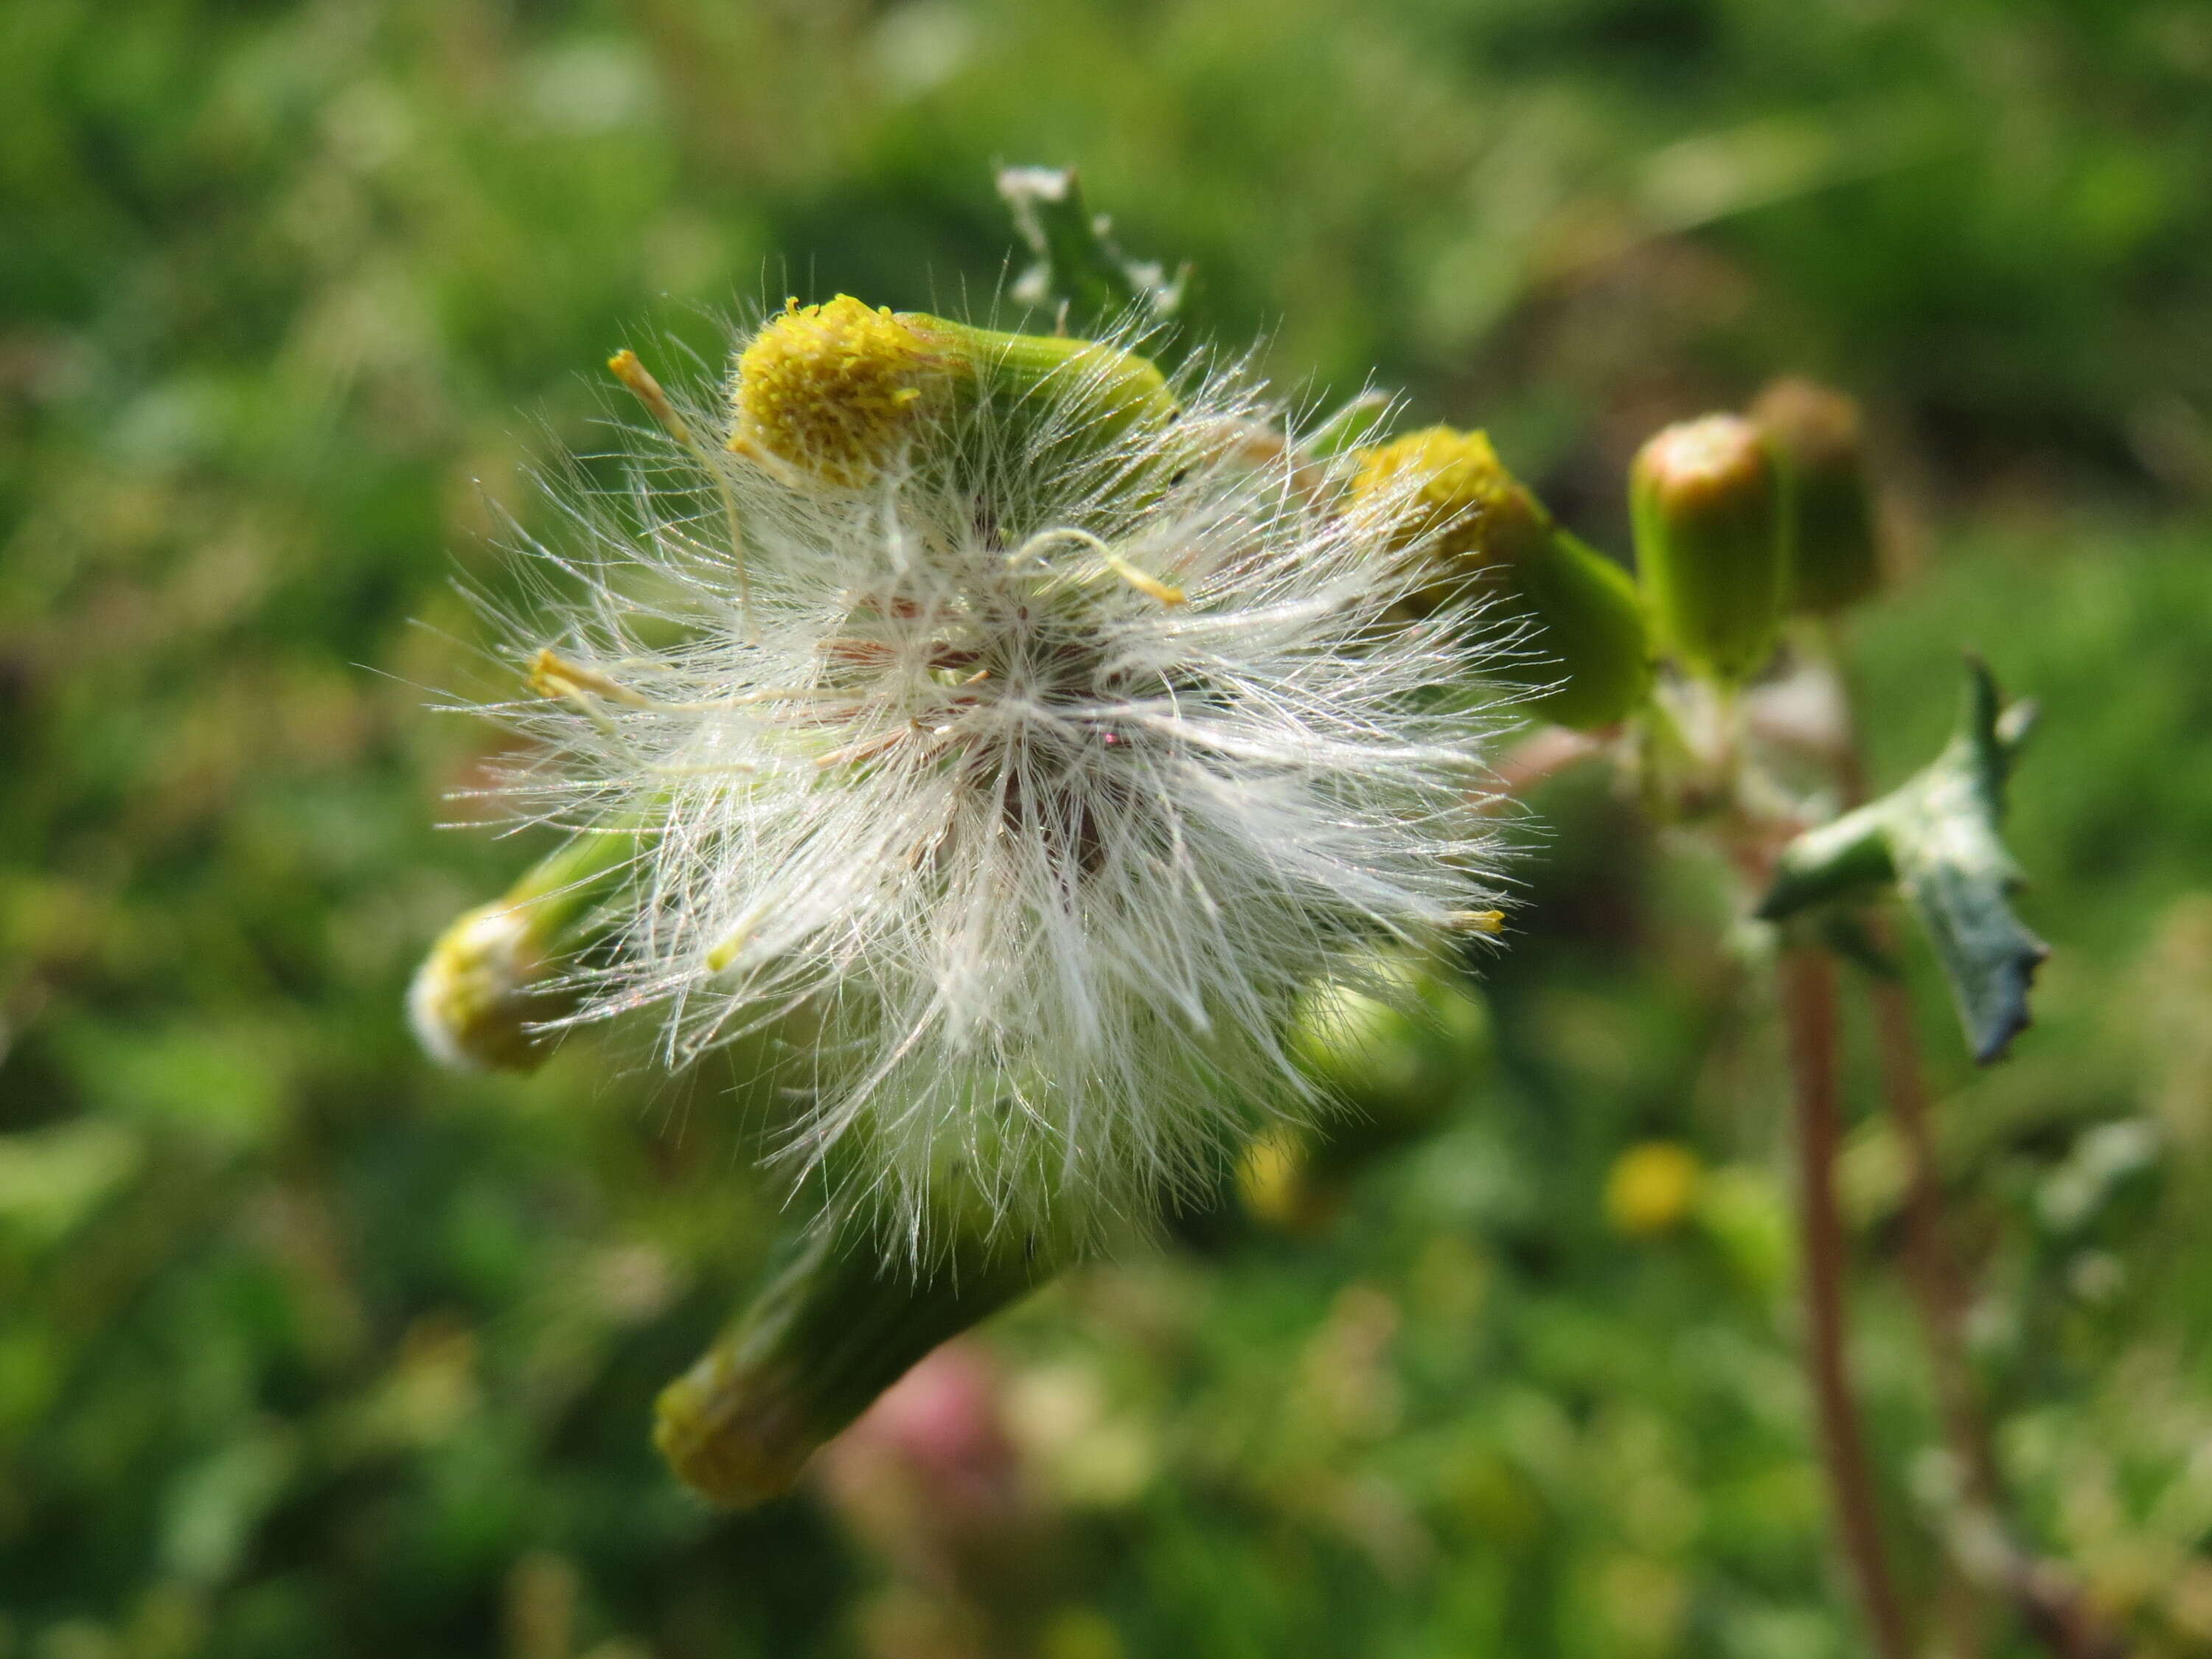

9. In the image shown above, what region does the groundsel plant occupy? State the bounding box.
[414,178,2081,1634]
[422,293,1515,1270]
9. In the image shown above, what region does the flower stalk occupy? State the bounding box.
[1820,642,2127,1659]
[1779,941,1916,1659]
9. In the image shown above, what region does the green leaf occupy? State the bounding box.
[1757,657,2048,1063]
[998,166,1186,330]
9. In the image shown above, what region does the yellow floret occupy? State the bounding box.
[1349,428,1555,602]
[727,296,952,488]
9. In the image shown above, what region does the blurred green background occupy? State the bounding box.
[4,0,2212,1655]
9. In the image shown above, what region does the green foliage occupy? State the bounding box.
[1759,660,2048,1062]
[998,166,1187,330]
[4,1,2211,1656]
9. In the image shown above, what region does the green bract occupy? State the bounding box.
[654,1226,1045,1506]
[1515,529,1654,729]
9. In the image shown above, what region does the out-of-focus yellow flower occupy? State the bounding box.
[1605,1141,1703,1237]
[1235,1126,1343,1235]
[1038,1607,1125,1659]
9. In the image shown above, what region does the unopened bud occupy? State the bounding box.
[653,1226,1046,1506]
[1287,951,1490,1152]
[1237,953,1491,1233]
[1750,378,1881,616]
[1349,428,1651,728]
[1631,414,1786,684]
[408,829,635,1074]
[727,296,1175,490]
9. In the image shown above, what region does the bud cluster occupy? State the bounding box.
[1630,380,1885,691]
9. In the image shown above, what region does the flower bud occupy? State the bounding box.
[653,1226,1046,1507]
[1287,950,1490,1153]
[1240,953,1489,1233]
[1349,429,1651,729]
[1630,414,1786,684]
[1750,378,1881,616]
[727,296,1175,490]
[408,829,635,1074]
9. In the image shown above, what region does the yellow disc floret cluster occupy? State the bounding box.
[728,296,953,488]
[1349,427,1555,605]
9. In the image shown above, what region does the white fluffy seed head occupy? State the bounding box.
[469,310,1513,1265]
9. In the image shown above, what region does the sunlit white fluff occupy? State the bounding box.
[470,321,1512,1259]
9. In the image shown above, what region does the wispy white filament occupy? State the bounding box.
[467,326,1512,1258]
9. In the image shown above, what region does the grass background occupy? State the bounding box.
[4,1,2212,1654]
